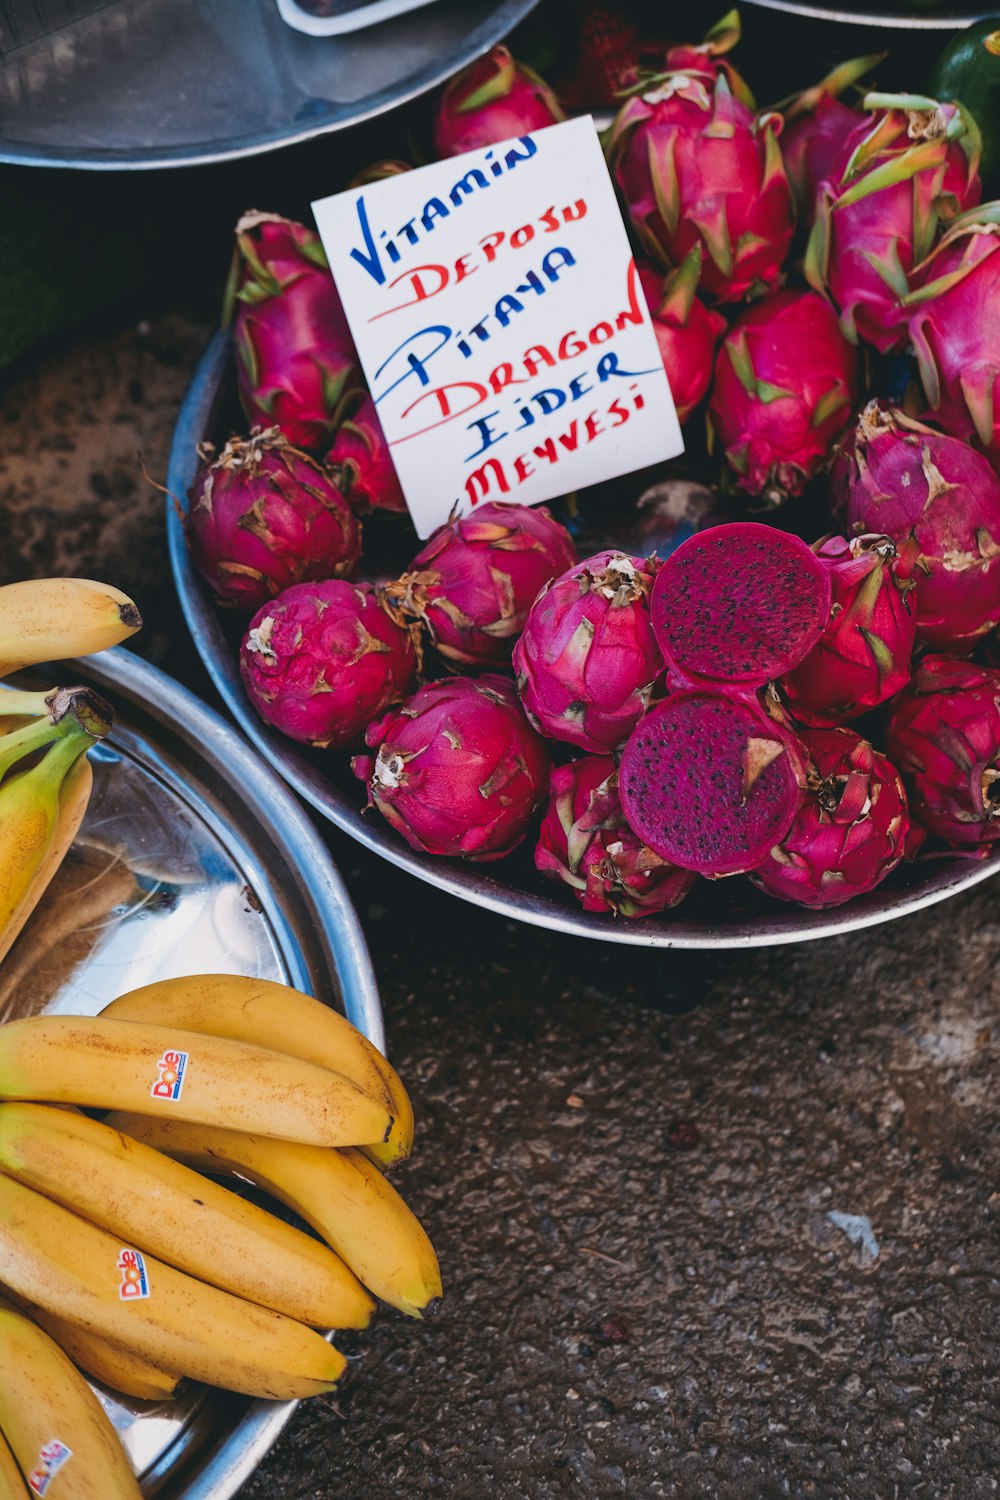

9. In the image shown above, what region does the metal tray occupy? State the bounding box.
[166,331,1000,949]
[742,0,994,28]
[3,645,382,1498]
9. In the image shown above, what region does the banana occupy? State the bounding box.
[0,1175,346,1400]
[102,973,414,1169]
[0,1429,28,1500]
[5,1303,180,1404]
[0,757,92,970]
[0,1103,374,1331]
[0,1295,142,1499]
[106,1114,442,1319]
[0,1016,393,1148]
[0,578,141,677]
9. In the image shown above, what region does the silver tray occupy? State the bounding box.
[742,0,995,28]
[166,330,1000,949]
[3,645,382,1498]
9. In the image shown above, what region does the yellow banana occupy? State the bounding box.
[0,1429,28,1500]
[0,1296,141,1499]
[0,1103,373,1332]
[103,973,414,1169]
[0,578,141,677]
[107,1114,442,1319]
[0,1174,346,1400]
[0,1015,393,1148]
[7,1304,180,1404]
[0,757,92,969]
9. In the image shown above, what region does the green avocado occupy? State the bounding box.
[930,18,1000,197]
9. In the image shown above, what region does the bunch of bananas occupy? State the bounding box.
[0,975,441,1497]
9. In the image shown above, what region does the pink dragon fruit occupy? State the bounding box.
[779,54,883,219]
[836,402,1000,651]
[779,533,917,725]
[619,690,808,876]
[385,502,577,669]
[352,676,550,861]
[637,250,727,424]
[240,580,418,749]
[188,427,361,610]
[708,289,860,503]
[607,65,794,302]
[805,93,981,351]
[886,655,1000,846]
[749,726,908,907]
[325,396,407,517]
[906,205,1000,463]
[513,551,663,752]
[432,46,563,159]
[535,754,696,917]
[650,522,832,691]
[660,10,756,109]
[225,211,363,453]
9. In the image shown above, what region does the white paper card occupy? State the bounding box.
[313,115,683,538]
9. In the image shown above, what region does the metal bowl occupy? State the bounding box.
[742,0,994,29]
[166,331,1000,948]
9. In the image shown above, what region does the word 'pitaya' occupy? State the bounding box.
[619,691,808,877]
[513,552,663,752]
[240,580,417,749]
[188,428,361,610]
[887,655,1000,846]
[779,54,883,218]
[386,502,576,669]
[779,533,916,725]
[325,396,407,516]
[638,251,727,425]
[749,727,908,907]
[535,755,697,918]
[433,46,563,159]
[709,290,859,502]
[353,676,550,862]
[836,402,1000,651]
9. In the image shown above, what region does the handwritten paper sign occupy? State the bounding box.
[313,115,683,538]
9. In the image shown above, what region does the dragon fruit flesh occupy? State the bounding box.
[806,93,981,352]
[240,579,418,749]
[352,676,550,861]
[779,54,883,219]
[638,251,727,424]
[779,533,917,725]
[386,501,577,669]
[325,396,407,516]
[188,428,361,610]
[225,211,363,453]
[650,522,832,691]
[708,289,860,502]
[749,726,908,907]
[886,655,1000,846]
[837,402,1000,651]
[607,64,794,302]
[433,45,563,159]
[513,551,663,752]
[535,754,697,917]
[619,690,808,876]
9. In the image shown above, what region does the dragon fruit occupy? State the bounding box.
[349,160,411,187]
[619,690,808,876]
[749,726,909,907]
[607,64,794,302]
[432,46,563,159]
[805,93,981,352]
[535,755,696,917]
[708,289,860,502]
[188,428,361,610]
[649,522,832,690]
[906,205,1000,463]
[352,676,550,861]
[385,502,576,669]
[779,533,917,725]
[661,10,756,109]
[779,55,883,219]
[225,211,363,453]
[886,655,1000,846]
[513,551,663,752]
[325,396,407,516]
[240,580,418,749]
[638,250,727,424]
[837,402,1000,651]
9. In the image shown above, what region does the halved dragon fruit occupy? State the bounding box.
[188,427,361,610]
[536,755,696,918]
[779,54,883,219]
[353,676,550,861]
[240,579,418,749]
[748,726,909,907]
[433,45,563,159]
[385,501,577,668]
[638,251,727,425]
[325,396,407,516]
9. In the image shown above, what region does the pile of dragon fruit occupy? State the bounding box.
[185,17,1000,920]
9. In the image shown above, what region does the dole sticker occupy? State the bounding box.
[28,1439,73,1496]
[151,1048,188,1101]
[118,1247,151,1301]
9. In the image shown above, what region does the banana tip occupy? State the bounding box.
[420,1295,444,1322]
[119,603,142,631]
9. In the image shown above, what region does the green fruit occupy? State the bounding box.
[929,18,1000,196]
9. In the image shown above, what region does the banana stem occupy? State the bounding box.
[0,689,55,719]
[0,716,66,781]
